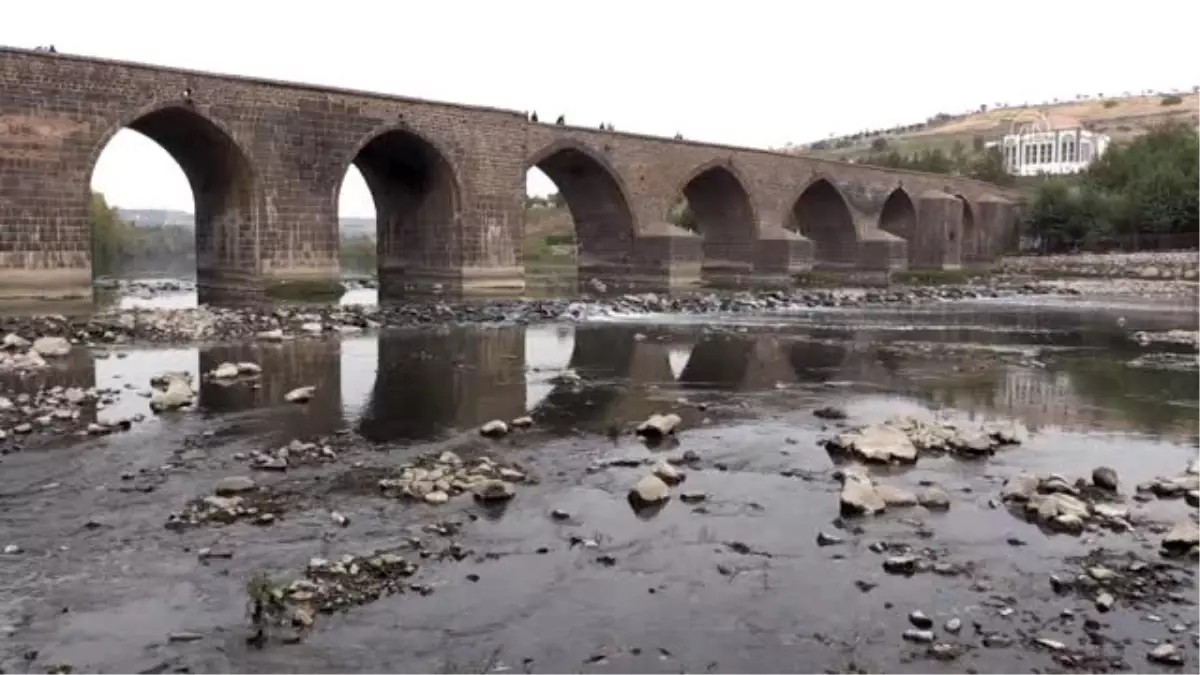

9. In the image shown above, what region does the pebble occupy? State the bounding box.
[944,617,961,634]
[3,544,21,555]
[1095,592,1116,612]
[480,420,509,437]
[902,629,935,644]
[424,491,450,505]
[816,532,844,547]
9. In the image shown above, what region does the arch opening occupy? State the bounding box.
[526,144,636,287]
[878,189,918,265]
[667,165,756,282]
[89,105,258,301]
[786,179,858,268]
[341,128,460,295]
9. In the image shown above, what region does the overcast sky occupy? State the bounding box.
[4,0,1195,218]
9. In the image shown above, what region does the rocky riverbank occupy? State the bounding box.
[999,251,1200,280]
[1,282,1075,350]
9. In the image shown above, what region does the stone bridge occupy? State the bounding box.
[0,46,1024,302]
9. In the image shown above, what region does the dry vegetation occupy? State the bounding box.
[796,92,1200,160]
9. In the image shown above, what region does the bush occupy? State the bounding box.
[870,137,889,151]
[1160,94,1183,106]
[1102,100,1119,109]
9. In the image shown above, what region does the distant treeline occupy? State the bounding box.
[91,192,384,278]
[92,192,196,277]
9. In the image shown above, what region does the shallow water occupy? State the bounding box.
[1,299,1197,673]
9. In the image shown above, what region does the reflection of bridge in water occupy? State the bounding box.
[8,314,1194,445]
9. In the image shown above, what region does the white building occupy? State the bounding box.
[1000,112,1110,177]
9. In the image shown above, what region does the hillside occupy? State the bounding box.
[789,91,1200,160]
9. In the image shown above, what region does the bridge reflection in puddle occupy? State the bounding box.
[24,318,1199,447]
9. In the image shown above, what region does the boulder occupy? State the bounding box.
[1,333,30,350]
[1002,472,1040,502]
[629,474,671,506]
[1092,466,1119,491]
[636,413,682,439]
[839,471,886,516]
[236,362,262,376]
[831,424,918,464]
[1162,520,1199,554]
[652,460,684,485]
[473,479,515,502]
[149,378,195,413]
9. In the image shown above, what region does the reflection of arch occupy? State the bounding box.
[878,188,918,265]
[526,140,637,271]
[199,341,344,443]
[785,178,858,268]
[786,335,852,384]
[674,160,758,276]
[341,126,462,286]
[955,195,977,265]
[530,325,642,432]
[358,327,524,442]
[677,334,757,389]
[89,103,261,301]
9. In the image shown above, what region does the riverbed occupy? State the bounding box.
[1,286,1197,673]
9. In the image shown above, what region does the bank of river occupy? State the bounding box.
[0,286,1197,673]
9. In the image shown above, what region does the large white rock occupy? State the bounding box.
[636,413,682,439]
[32,336,72,357]
[1002,472,1040,502]
[839,471,886,516]
[875,483,918,507]
[209,362,240,380]
[149,378,195,413]
[629,474,671,505]
[1,333,30,350]
[834,424,918,463]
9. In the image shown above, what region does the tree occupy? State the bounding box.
[870,137,889,152]
[90,191,132,277]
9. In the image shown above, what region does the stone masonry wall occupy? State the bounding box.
[0,47,1024,301]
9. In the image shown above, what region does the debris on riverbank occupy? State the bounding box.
[377,451,533,506]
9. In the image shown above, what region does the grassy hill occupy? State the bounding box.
[790,91,1200,160]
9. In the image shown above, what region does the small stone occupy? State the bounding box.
[236,362,262,375]
[840,471,885,516]
[629,474,670,506]
[883,555,918,575]
[214,476,256,496]
[909,610,933,629]
[550,509,570,521]
[635,413,682,439]
[917,487,951,510]
[3,544,22,555]
[480,420,509,438]
[680,491,707,504]
[284,386,315,403]
[473,479,515,502]
[944,617,961,634]
[902,629,935,644]
[330,511,349,527]
[816,532,844,547]
[167,632,203,643]
[1095,592,1115,612]
[32,336,72,357]
[510,416,534,429]
[1148,642,1184,666]
[209,362,239,380]
[652,460,684,485]
[424,491,450,505]
[1092,466,1119,491]
[813,406,847,420]
[1035,637,1066,650]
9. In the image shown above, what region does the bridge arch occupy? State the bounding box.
[785,177,858,268]
[878,187,918,265]
[88,102,261,300]
[339,124,463,286]
[668,160,758,281]
[525,139,637,277]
